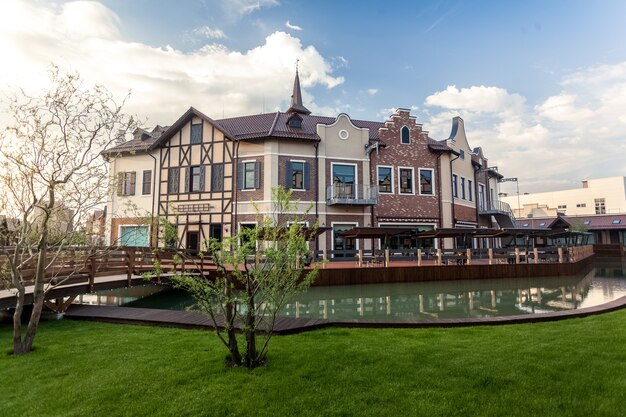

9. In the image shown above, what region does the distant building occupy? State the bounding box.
[85,209,106,245]
[518,213,626,246]
[502,176,626,218]
[0,215,19,246]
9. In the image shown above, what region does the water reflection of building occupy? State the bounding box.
[282,272,606,321]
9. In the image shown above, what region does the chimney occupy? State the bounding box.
[115,129,126,145]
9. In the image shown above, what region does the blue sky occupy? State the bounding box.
[2,0,626,193]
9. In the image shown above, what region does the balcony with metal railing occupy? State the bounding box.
[479,200,517,227]
[326,184,379,206]
[479,200,513,215]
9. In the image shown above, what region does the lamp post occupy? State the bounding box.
[498,177,520,217]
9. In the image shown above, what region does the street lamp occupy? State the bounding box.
[498,177,520,217]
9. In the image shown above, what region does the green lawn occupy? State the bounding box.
[2,312,626,417]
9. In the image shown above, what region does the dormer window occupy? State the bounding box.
[401,126,410,144]
[288,114,303,129]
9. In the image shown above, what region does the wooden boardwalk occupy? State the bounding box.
[65,305,331,335]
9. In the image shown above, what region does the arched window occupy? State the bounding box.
[401,126,410,144]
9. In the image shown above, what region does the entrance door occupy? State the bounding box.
[186,231,200,254]
[333,224,356,257]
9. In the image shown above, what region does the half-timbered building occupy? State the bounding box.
[103,70,508,251]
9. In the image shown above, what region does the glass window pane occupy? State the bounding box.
[291,161,304,189]
[420,169,432,194]
[378,167,392,193]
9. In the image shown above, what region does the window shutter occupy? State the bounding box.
[285,161,292,189]
[129,172,136,195]
[184,167,190,193]
[303,162,310,190]
[117,172,124,196]
[254,161,260,189]
[237,163,243,190]
[199,166,205,192]
[142,170,151,195]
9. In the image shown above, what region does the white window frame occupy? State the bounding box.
[397,166,415,195]
[331,221,359,255]
[452,174,459,198]
[118,224,151,247]
[418,168,435,196]
[289,159,306,191]
[331,162,358,198]
[400,125,410,145]
[377,165,394,194]
[241,160,257,191]
[479,183,486,210]
[468,179,473,202]
[461,176,466,200]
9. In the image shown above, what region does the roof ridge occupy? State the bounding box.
[268,111,281,136]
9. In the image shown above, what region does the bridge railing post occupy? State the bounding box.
[88,248,96,292]
[126,248,135,287]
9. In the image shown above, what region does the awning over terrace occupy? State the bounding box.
[257,226,331,241]
[338,226,590,247]
[338,226,414,239]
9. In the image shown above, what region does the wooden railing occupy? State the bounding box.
[0,246,214,291]
[311,245,595,267]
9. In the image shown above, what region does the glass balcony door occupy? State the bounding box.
[332,164,356,199]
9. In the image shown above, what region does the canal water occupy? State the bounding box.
[73,260,626,321]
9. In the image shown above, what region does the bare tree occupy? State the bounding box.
[0,67,135,355]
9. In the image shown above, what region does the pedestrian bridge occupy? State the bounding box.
[0,247,214,311]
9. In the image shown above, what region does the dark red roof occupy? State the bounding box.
[215,112,386,142]
[519,214,626,230]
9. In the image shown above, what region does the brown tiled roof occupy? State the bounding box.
[519,214,626,230]
[427,137,453,152]
[216,112,386,142]
[149,107,234,150]
[561,214,626,230]
[103,106,449,155]
[102,126,169,155]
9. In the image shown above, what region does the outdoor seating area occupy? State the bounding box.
[311,226,594,268]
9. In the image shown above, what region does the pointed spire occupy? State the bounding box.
[287,63,311,115]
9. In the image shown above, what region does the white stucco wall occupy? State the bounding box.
[502,176,626,216]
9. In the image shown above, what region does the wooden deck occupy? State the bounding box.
[64,293,626,333]
[65,305,331,335]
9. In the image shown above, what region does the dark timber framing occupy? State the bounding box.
[155,109,235,249]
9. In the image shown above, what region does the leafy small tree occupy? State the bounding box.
[0,67,135,355]
[169,186,318,368]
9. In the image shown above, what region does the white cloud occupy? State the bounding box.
[425,85,526,115]
[424,62,626,192]
[192,25,227,40]
[331,56,349,70]
[376,107,397,119]
[535,93,594,122]
[218,0,279,19]
[367,88,378,96]
[285,21,302,31]
[0,0,343,127]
